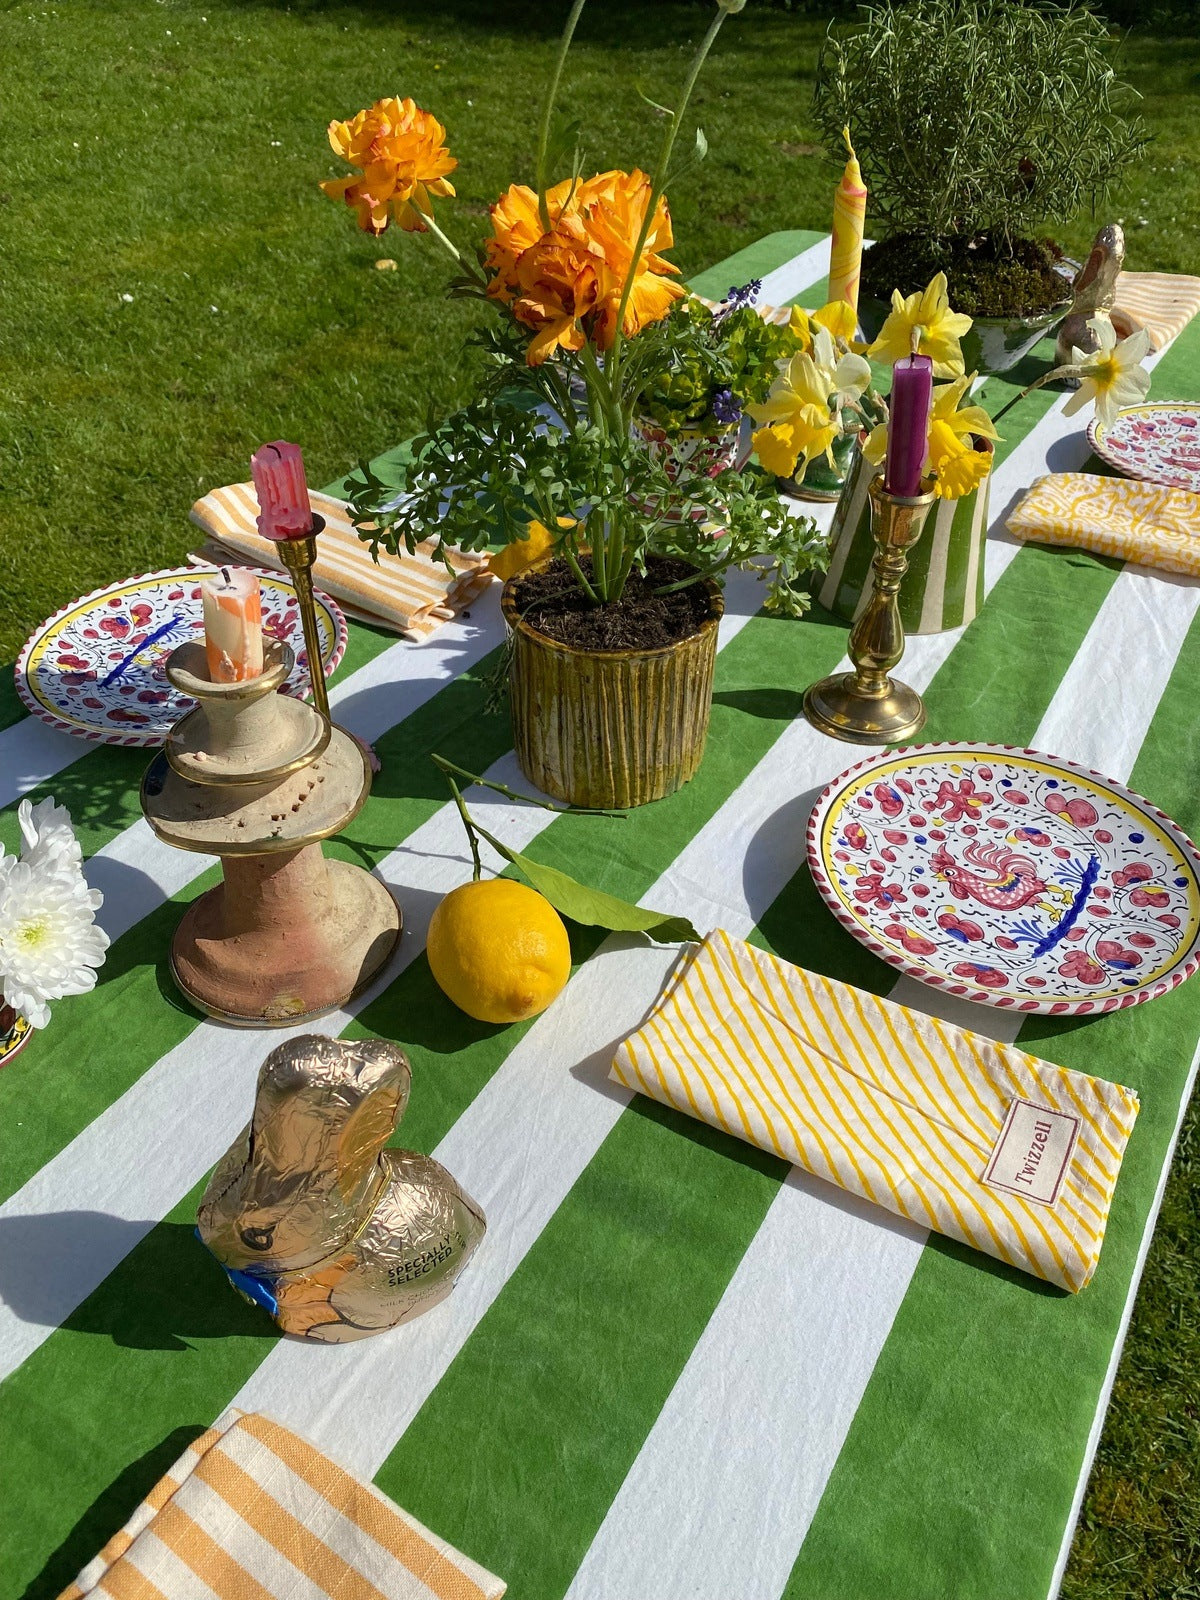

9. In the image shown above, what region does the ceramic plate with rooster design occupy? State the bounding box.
[808,744,1200,1015]
[16,567,347,747]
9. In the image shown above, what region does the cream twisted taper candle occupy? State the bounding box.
[828,125,867,314]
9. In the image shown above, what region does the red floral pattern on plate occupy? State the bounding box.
[807,744,1200,1015]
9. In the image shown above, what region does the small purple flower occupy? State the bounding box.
[711,388,742,425]
[717,278,761,316]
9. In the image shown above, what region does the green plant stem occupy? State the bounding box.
[561,542,601,604]
[606,3,730,384]
[431,753,621,816]
[420,209,486,285]
[441,767,485,881]
[535,0,588,232]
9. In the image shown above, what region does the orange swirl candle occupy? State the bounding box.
[201,566,264,682]
[828,126,868,314]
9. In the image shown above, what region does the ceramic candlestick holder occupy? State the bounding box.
[140,638,400,1026]
[804,472,937,745]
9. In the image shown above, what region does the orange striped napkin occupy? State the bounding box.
[190,484,493,640]
[611,930,1139,1293]
[60,1410,506,1600]
[1113,270,1200,352]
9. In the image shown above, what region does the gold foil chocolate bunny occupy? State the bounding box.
[1055,223,1125,368]
[198,1034,485,1342]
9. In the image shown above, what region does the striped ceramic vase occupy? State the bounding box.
[818,437,991,634]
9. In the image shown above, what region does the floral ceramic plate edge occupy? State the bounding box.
[1088,402,1200,491]
[15,567,348,748]
[806,742,1200,1016]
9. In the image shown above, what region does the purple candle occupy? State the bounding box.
[884,355,933,498]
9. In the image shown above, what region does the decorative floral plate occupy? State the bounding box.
[1088,402,1200,491]
[16,567,347,747]
[807,744,1200,1015]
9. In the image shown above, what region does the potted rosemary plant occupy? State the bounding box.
[812,0,1148,372]
[328,0,826,808]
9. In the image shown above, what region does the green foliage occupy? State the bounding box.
[635,291,798,433]
[349,381,829,620]
[812,0,1149,246]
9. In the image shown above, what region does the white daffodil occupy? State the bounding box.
[0,800,107,1028]
[1061,319,1152,427]
[811,325,871,408]
[17,796,83,873]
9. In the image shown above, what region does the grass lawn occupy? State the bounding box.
[1,0,1197,1593]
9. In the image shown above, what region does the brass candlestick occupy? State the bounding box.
[804,472,936,745]
[276,514,331,722]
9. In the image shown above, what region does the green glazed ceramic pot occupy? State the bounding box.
[819,435,992,634]
[777,427,860,503]
[501,563,724,809]
[856,293,1069,375]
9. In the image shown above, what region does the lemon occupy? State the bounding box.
[427,878,571,1024]
[488,516,576,582]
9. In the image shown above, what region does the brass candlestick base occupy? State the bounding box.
[276,515,330,722]
[804,473,936,745]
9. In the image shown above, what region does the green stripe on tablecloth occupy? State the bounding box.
[355,533,1127,1594]
[0,591,857,1600]
[687,229,824,304]
[0,647,514,1204]
[0,617,398,856]
[0,674,25,735]
[783,604,1200,1600]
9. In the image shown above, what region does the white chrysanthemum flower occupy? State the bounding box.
[0,855,108,1030]
[18,796,83,873]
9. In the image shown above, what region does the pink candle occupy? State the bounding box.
[884,355,933,498]
[251,441,313,541]
[201,566,264,682]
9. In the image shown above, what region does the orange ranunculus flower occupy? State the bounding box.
[320,96,457,235]
[485,168,682,365]
[583,168,684,347]
[486,178,583,304]
[512,225,600,366]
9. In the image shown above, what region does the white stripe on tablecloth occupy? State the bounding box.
[563,555,1196,1600]
[757,237,847,310]
[0,563,767,1381]
[0,596,505,823]
[83,562,769,944]
[1033,561,1200,781]
[1047,1032,1200,1600]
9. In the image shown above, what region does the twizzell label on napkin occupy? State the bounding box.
[982,1099,1080,1207]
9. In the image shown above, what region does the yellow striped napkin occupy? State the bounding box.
[611,931,1139,1293]
[1008,473,1200,579]
[190,484,493,640]
[60,1409,506,1600]
[1113,270,1200,351]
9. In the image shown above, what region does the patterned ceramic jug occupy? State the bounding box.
[818,434,992,634]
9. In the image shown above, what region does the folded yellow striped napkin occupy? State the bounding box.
[611,930,1139,1292]
[60,1409,506,1600]
[1113,270,1200,351]
[190,484,493,639]
[1008,473,1200,579]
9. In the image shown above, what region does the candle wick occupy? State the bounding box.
[221,566,231,585]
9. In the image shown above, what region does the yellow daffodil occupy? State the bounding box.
[863,369,997,497]
[788,298,860,357]
[868,272,973,379]
[931,373,1000,444]
[926,420,991,499]
[749,351,839,478]
[1062,318,1152,427]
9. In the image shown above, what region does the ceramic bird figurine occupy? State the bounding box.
[1055,223,1125,369]
[198,1034,486,1342]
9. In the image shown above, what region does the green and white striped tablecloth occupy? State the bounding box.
[2,231,1198,1600]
